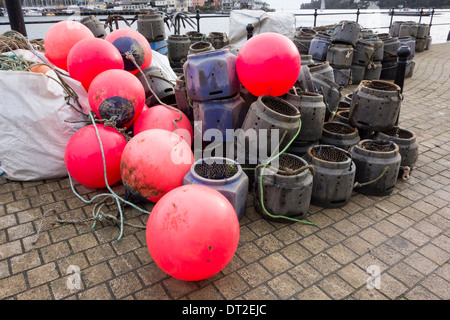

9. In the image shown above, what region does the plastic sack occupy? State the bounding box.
[228,10,296,53]
[150,49,177,85]
[0,50,90,181]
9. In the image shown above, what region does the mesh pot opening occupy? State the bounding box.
[261,96,299,116]
[361,140,396,152]
[381,127,414,139]
[194,161,239,180]
[191,42,211,50]
[276,154,305,176]
[337,110,350,118]
[310,145,350,162]
[363,80,398,91]
[323,122,354,134]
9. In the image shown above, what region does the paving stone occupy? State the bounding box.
[242,285,278,300]
[134,283,171,300]
[267,273,303,299]
[214,273,249,300]
[27,262,60,288]
[16,284,53,300]
[296,286,331,300]
[317,274,354,300]
[0,274,28,299]
[260,252,294,276]
[108,272,143,299]
[77,284,113,300]
[11,250,41,274]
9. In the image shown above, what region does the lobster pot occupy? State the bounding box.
[254,153,313,222]
[350,64,365,85]
[366,38,384,61]
[301,54,315,66]
[364,61,382,80]
[193,93,248,142]
[399,37,416,59]
[417,23,430,38]
[206,32,229,49]
[349,80,402,132]
[183,157,249,220]
[383,37,401,61]
[304,145,356,208]
[296,27,317,37]
[137,13,166,42]
[425,35,432,50]
[320,122,360,150]
[380,60,397,80]
[308,33,332,62]
[390,21,418,38]
[326,44,354,69]
[350,140,401,196]
[331,20,360,46]
[188,41,214,55]
[333,68,352,87]
[343,93,353,105]
[167,34,191,66]
[296,65,316,92]
[294,35,315,55]
[309,61,335,82]
[81,15,106,39]
[136,66,176,107]
[174,75,193,121]
[241,96,300,158]
[352,40,375,67]
[333,109,350,124]
[184,49,241,101]
[415,37,426,53]
[284,91,326,142]
[405,59,415,78]
[373,127,419,174]
[287,140,319,157]
[311,73,342,121]
[186,31,206,44]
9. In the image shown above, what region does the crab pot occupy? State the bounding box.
[326,43,354,69]
[320,121,360,150]
[349,139,401,196]
[309,61,335,82]
[425,36,432,50]
[380,60,397,80]
[352,40,375,67]
[366,38,384,61]
[296,65,315,92]
[343,93,353,105]
[188,41,215,55]
[331,20,360,46]
[382,37,401,61]
[186,31,206,44]
[333,109,350,124]
[417,23,430,39]
[311,73,342,121]
[136,66,176,107]
[364,61,382,81]
[350,64,365,85]
[405,59,415,78]
[415,37,426,53]
[349,80,401,132]
[193,93,248,143]
[283,91,326,142]
[373,127,419,175]
[308,33,332,62]
[241,96,300,157]
[294,34,315,55]
[81,15,106,39]
[183,157,249,220]
[399,37,416,59]
[254,153,313,222]
[174,75,193,121]
[287,140,320,157]
[137,13,166,43]
[184,48,241,101]
[333,68,352,87]
[301,54,315,66]
[167,34,191,67]
[206,32,229,49]
[304,145,356,208]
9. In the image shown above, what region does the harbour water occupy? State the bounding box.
[1,9,449,43]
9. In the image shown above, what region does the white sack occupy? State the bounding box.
[0,50,90,181]
[228,10,296,53]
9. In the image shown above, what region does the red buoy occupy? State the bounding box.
[133,105,193,146]
[64,124,127,189]
[236,32,301,97]
[67,38,124,91]
[88,69,146,128]
[146,184,240,281]
[105,29,152,75]
[120,129,194,203]
[44,21,94,71]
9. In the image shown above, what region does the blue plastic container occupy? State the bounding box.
[183,48,241,101]
[308,34,332,62]
[183,157,249,220]
[149,40,168,55]
[399,37,415,59]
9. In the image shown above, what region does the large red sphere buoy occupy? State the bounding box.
[236,32,301,97]
[64,124,127,189]
[67,38,124,91]
[146,184,240,281]
[88,69,146,128]
[120,129,194,203]
[44,21,94,71]
[105,29,152,75]
[133,105,193,146]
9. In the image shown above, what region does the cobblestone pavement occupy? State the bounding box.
[0,42,449,301]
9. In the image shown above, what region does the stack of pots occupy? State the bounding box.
[328,20,360,87]
[364,37,384,81]
[351,39,375,84]
[379,33,401,80]
[137,13,168,54]
[183,48,246,154]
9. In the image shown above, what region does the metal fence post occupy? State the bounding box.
[389,8,395,32]
[196,9,200,33]
[246,23,254,40]
[394,45,410,125]
[418,8,424,25]
[356,7,360,23]
[5,0,27,37]
[313,9,318,27]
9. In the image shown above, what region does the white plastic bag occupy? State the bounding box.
[0,50,90,181]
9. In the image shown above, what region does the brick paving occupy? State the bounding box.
[0,42,449,301]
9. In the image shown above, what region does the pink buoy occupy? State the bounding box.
[133,105,193,146]
[88,69,146,128]
[146,184,240,281]
[120,129,194,203]
[236,32,301,97]
[44,20,94,71]
[105,29,152,75]
[64,124,127,189]
[67,38,124,91]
